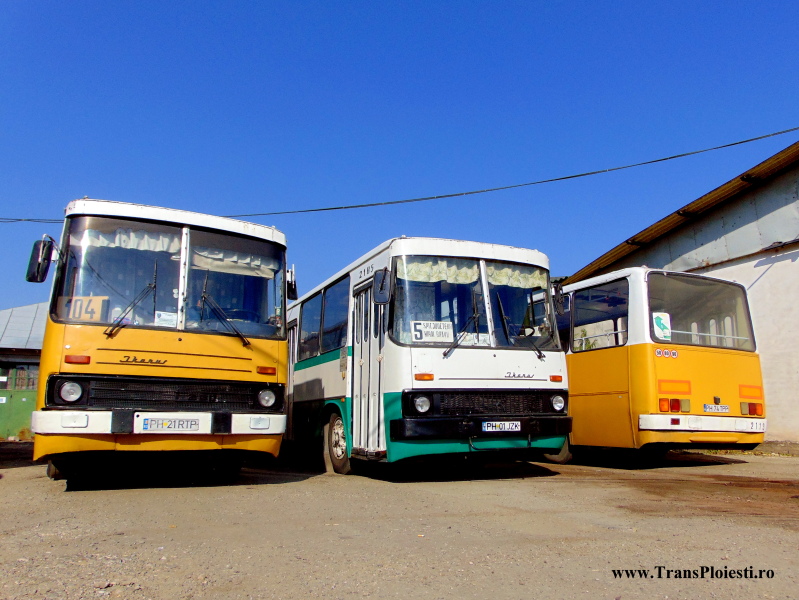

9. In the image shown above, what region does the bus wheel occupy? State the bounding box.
[323,412,352,475]
[46,460,64,480]
[542,439,573,465]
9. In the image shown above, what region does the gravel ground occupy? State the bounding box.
[1,443,797,600]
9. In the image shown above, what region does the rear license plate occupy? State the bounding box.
[703,404,730,413]
[482,421,521,432]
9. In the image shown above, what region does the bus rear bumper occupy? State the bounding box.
[390,415,571,441]
[638,414,766,435]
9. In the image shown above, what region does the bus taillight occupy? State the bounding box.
[741,402,764,416]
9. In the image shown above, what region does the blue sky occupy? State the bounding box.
[2,1,798,308]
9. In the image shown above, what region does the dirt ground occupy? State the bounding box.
[1,442,797,600]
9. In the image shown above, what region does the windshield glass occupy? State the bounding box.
[55,216,182,327]
[647,272,755,351]
[391,256,489,347]
[184,229,285,339]
[487,261,560,350]
[54,216,286,338]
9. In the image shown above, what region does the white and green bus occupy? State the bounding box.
[285,237,571,473]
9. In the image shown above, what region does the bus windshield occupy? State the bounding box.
[391,255,559,350]
[647,272,755,351]
[54,216,286,339]
[185,229,285,338]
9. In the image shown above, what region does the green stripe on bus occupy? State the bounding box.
[294,346,352,371]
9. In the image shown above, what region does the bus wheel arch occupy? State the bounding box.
[323,407,352,475]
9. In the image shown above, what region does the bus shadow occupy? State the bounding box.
[565,449,748,471]
[0,442,35,471]
[62,454,317,492]
[358,455,559,483]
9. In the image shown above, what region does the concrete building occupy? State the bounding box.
[567,141,799,442]
[0,302,47,440]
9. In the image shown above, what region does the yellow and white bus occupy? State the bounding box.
[26,199,294,479]
[551,267,766,462]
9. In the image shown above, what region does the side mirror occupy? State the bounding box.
[373,268,392,304]
[553,283,566,316]
[287,280,298,301]
[286,266,298,301]
[26,239,54,283]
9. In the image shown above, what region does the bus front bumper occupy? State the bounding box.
[390,415,572,440]
[31,410,287,436]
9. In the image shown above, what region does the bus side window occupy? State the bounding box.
[298,293,323,361]
[572,279,629,352]
[320,277,350,353]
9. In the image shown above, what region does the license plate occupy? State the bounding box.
[482,421,521,432]
[703,404,730,413]
[134,412,211,434]
[143,418,200,432]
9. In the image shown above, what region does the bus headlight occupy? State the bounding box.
[59,381,83,403]
[414,395,432,414]
[551,395,566,412]
[257,389,277,408]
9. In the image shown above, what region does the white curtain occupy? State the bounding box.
[191,247,279,278]
[486,264,548,289]
[75,228,181,253]
[396,257,479,284]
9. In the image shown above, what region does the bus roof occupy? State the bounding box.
[562,266,742,292]
[291,236,550,305]
[64,199,287,247]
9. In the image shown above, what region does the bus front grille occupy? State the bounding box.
[88,380,254,411]
[438,392,550,416]
[46,375,281,412]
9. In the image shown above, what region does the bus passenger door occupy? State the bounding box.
[351,288,385,455]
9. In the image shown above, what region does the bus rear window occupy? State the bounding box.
[647,273,755,351]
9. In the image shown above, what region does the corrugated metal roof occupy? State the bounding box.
[566,140,799,284]
[0,302,48,350]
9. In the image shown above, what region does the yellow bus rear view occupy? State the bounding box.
[554,267,765,461]
[26,199,292,479]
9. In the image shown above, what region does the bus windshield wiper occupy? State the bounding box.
[104,262,157,338]
[201,292,251,347]
[443,289,481,357]
[495,292,514,346]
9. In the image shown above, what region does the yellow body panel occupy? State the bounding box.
[33,321,287,460]
[33,433,281,460]
[567,342,765,449]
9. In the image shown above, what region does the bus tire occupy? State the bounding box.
[46,460,64,480]
[323,412,352,475]
[542,439,573,465]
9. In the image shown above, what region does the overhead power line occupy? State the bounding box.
[225,126,799,217]
[2,125,798,224]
